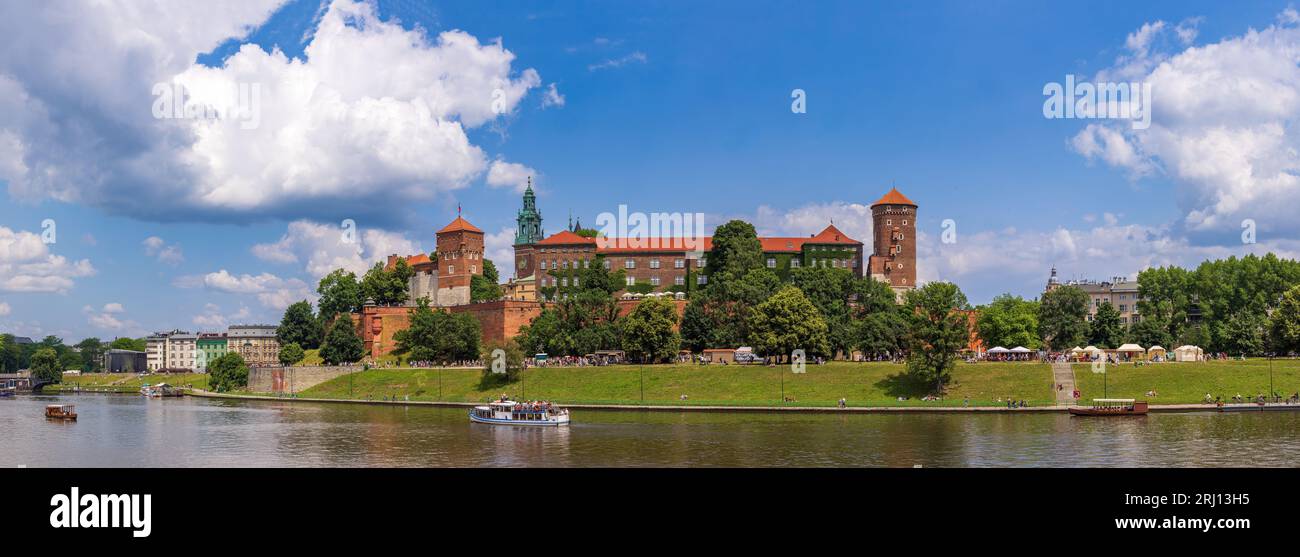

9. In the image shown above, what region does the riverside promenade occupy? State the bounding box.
[186,389,1234,414]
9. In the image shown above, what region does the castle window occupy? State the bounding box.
[898,263,903,269]
[471,265,476,273]
[674,259,684,269]
[561,277,568,287]
[603,259,611,270]
[539,260,547,270]
[651,276,660,286]
[520,258,527,269]
[698,257,707,267]
[791,259,800,268]
[449,265,455,274]
[625,259,635,269]
[902,220,907,225]
[675,276,685,286]
[573,277,579,287]
[650,259,661,269]
[697,275,708,285]
[626,276,636,286]
[886,220,892,225]
[766,258,776,268]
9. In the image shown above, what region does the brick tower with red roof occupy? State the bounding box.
[435,215,484,306]
[867,187,917,295]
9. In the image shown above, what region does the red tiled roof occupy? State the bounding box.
[535,230,596,246]
[871,187,916,207]
[437,216,482,234]
[385,253,434,271]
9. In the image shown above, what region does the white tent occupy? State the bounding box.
[1083,345,1102,354]
[1147,345,1167,360]
[1116,343,1145,353]
[1009,346,1031,353]
[988,346,1009,353]
[1174,345,1204,362]
[1069,346,1084,354]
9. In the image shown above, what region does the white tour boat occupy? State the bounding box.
[469,399,570,426]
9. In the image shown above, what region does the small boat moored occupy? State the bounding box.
[45,404,78,420]
[470,399,570,426]
[1069,398,1148,417]
[141,383,181,398]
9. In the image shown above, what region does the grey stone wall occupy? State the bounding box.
[248,366,357,394]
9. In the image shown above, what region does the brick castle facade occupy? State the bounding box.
[360,184,919,358]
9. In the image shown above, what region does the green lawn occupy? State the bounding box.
[294,361,1055,407]
[46,372,209,392]
[1072,359,1300,404]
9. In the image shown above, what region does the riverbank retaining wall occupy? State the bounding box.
[248,366,357,394]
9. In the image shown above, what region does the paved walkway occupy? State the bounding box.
[1051,362,1076,405]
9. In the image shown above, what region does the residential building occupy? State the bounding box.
[196,333,228,371]
[165,332,198,371]
[1045,267,1142,325]
[228,325,280,366]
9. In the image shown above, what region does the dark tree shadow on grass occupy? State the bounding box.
[875,371,949,399]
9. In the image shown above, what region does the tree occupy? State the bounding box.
[277,300,322,350]
[1129,317,1173,349]
[705,220,763,280]
[480,339,525,387]
[1223,310,1268,356]
[0,334,17,373]
[855,309,907,358]
[903,282,970,394]
[976,294,1040,350]
[1089,301,1123,348]
[471,260,504,302]
[318,269,363,317]
[679,298,718,352]
[75,337,104,372]
[393,299,482,364]
[689,268,781,348]
[748,285,830,360]
[109,337,147,352]
[620,297,682,363]
[208,352,249,392]
[1038,285,1089,350]
[791,266,856,356]
[361,259,412,306]
[320,317,365,365]
[30,347,63,385]
[1270,285,1300,354]
[515,308,568,357]
[278,343,305,366]
[1136,265,1193,346]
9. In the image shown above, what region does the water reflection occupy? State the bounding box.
[3,394,1300,467]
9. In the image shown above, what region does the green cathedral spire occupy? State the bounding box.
[514,176,544,245]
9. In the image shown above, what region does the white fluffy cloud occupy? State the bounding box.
[142,236,185,264]
[1073,12,1300,237]
[183,269,312,309]
[485,158,538,193]
[484,226,518,279]
[192,302,251,329]
[83,303,138,333]
[0,0,543,222]
[0,226,96,293]
[251,219,422,278]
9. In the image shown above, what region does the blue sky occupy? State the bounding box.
[3,0,1300,341]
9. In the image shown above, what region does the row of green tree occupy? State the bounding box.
[976,253,1300,355]
[0,334,148,376]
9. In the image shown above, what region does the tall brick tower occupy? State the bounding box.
[436,214,484,306]
[867,187,917,295]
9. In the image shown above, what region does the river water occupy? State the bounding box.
[3,394,1298,467]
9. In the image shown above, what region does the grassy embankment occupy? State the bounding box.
[44,372,210,393]
[1072,358,1300,404]
[294,361,1056,407]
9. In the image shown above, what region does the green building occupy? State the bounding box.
[196,334,228,372]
